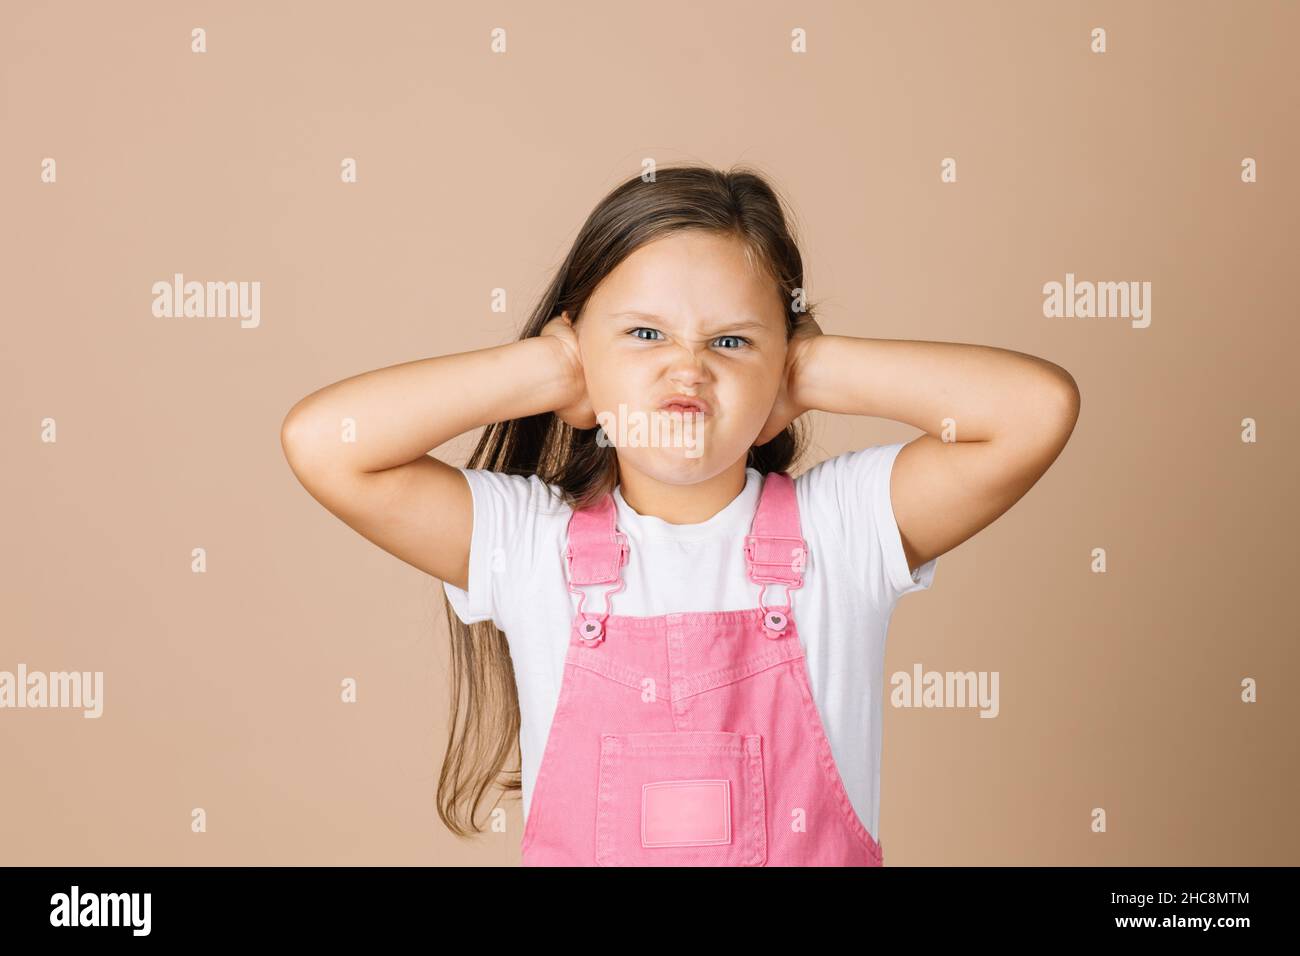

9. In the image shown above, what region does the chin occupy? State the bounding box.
[622,450,705,483]
[620,445,738,485]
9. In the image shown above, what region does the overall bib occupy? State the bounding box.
[520,470,884,867]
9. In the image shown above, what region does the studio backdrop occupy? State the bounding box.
[1,0,1295,865]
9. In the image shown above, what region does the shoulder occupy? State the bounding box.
[440,468,572,629]
[794,443,903,503]
[455,467,572,518]
[793,442,936,601]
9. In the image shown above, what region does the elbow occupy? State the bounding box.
[280,401,322,471]
[1004,369,1080,453]
[1053,370,1081,431]
[1019,355,1080,425]
[1033,360,1081,429]
[1035,372,1081,452]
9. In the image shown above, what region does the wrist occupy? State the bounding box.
[789,331,828,414]
[516,335,574,414]
[536,333,586,409]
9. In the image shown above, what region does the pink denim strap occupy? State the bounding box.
[565,494,627,586]
[744,471,807,624]
[565,493,628,635]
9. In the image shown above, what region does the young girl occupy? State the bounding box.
[281,164,1080,867]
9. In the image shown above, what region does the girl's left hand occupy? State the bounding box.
[754,313,824,446]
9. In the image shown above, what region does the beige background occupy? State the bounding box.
[2,0,1296,865]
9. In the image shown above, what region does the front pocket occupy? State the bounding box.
[595,731,767,866]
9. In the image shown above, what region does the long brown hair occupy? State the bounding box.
[437,162,822,836]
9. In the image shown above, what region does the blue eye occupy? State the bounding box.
[627,328,750,349]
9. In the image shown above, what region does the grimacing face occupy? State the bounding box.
[573,230,790,486]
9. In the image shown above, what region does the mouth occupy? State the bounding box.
[657,395,711,416]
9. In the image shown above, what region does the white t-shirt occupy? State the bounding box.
[441,440,938,845]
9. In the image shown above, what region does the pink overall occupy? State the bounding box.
[519,471,884,867]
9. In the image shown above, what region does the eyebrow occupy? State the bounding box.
[609,311,772,334]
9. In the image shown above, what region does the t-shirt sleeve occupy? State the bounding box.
[440,467,565,630]
[803,441,938,608]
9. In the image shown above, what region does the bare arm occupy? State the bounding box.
[795,336,1081,573]
[279,334,578,590]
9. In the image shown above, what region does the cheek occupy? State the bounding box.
[584,356,648,409]
[723,361,781,405]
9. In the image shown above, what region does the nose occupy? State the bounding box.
[665,345,710,389]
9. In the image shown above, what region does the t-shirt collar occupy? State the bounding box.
[612,468,762,543]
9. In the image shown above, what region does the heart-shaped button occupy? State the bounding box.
[579,619,603,642]
[763,610,788,633]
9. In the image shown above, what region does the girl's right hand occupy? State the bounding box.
[539,311,598,429]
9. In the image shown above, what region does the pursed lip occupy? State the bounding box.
[657,394,711,415]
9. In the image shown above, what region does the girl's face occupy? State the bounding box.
[574,230,789,485]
